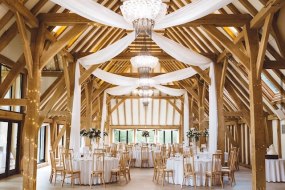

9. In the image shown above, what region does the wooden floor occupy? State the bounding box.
[0,166,285,189]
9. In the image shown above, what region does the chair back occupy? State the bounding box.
[126,145,133,152]
[229,150,236,171]
[211,153,222,174]
[92,152,104,172]
[141,146,149,160]
[183,154,195,174]
[49,150,56,170]
[94,148,105,153]
[110,144,117,157]
[119,151,129,170]
[161,145,167,158]
[178,144,183,154]
[62,152,73,172]
[104,145,111,153]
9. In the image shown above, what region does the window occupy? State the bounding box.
[37,126,46,163]
[0,64,23,112]
[136,130,155,143]
[157,130,179,144]
[113,129,134,144]
[261,73,279,94]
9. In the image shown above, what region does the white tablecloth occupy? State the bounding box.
[166,156,212,186]
[266,159,285,182]
[71,157,119,185]
[132,150,154,167]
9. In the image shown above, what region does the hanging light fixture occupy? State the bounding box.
[131,55,158,73]
[121,0,167,36]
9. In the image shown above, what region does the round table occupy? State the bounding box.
[71,156,119,185]
[166,156,212,186]
[132,149,154,167]
[266,159,285,182]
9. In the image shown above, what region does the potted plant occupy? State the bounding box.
[141,130,150,143]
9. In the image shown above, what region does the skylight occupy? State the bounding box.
[261,73,279,94]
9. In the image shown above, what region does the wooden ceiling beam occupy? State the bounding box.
[2,0,38,28]
[179,14,252,27]
[202,25,250,70]
[0,98,27,106]
[40,24,88,69]
[75,52,216,61]
[15,12,33,77]
[263,60,285,69]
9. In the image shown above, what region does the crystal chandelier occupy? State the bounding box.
[121,0,167,36]
[131,55,158,73]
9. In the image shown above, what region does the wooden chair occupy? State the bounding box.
[152,151,164,181]
[222,150,236,186]
[110,144,117,157]
[121,151,131,180]
[61,152,81,187]
[141,146,149,168]
[90,152,105,188]
[205,153,223,188]
[181,154,196,189]
[110,153,128,183]
[155,156,174,186]
[49,150,64,185]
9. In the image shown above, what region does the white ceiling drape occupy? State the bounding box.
[79,32,136,67]
[51,0,234,30]
[50,0,132,30]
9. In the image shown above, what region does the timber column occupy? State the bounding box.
[22,27,44,190]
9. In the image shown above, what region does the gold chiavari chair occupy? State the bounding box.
[90,152,105,188]
[61,152,81,187]
[205,153,223,188]
[222,150,236,186]
[141,146,149,168]
[49,150,64,185]
[181,154,196,189]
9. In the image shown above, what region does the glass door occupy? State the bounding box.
[0,121,21,179]
[0,121,8,176]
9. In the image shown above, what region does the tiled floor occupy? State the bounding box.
[0,166,285,189]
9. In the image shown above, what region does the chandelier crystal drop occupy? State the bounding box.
[138,89,154,97]
[141,97,152,107]
[120,0,167,36]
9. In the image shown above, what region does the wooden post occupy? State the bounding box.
[213,62,226,152]
[22,26,45,190]
[244,25,267,189]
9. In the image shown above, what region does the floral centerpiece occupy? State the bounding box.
[142,130,150,143]
[186,128,201,142]
[80,128,108,143]
[202,128,209,137]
